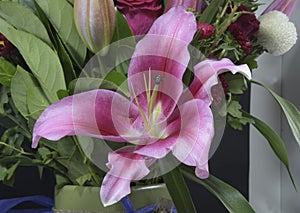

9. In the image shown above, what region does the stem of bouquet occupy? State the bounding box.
[72,136,102,186]
[208,4,238,56]
[0,141,33,156]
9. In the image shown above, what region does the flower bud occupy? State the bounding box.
[197,23,215,39]
[74,0,116,54]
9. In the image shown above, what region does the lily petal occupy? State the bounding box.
[32,89,140,148]
[170,99,214,179]
[127,6,197,118]
[186,58,251,105]
[135,98,214,179]
[100,146,152,206]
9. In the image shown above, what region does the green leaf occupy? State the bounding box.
[0,58,16,87]
[27,85,50,119]
[103,71,129,96]
[243,112,296,190]
[35,0,86,66]
[11,66,49,119]
[112,10,134,42]
[225,73,247,94]
[69,77,130,97]
[0,86,9,114]
[0,18,66,103]
[0,1,52,46]
[181,166,255,213]
[55,33,77,84]
[162,167,197,213]
[76,173,92,186]
[111,10,135,74]
[199,0,225,24]
[227,99,242,118]
[252,81,300,147]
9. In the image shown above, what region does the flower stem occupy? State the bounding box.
[0,141,33,156]
[208,4,238,55]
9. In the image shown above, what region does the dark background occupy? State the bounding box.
[0,91,250,212]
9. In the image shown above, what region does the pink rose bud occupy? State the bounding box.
[197,23,215,39]
[74,0,116,54]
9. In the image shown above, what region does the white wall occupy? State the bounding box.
[250,1,300,212]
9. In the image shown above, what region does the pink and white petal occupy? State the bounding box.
[170,99,214,178]
[101,146,153,206]
[188,58,251,104]
[106,147,152,180]
[134,135,177,159]
[32,89,140,148]
[100,174,131,207]
[127,7,197,118]
[128,6,196,81]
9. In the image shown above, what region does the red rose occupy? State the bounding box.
[116,0,163,35]
[228,5,260,54]
[234,5,260,37]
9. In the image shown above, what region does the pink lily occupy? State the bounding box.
[32,7,251,206]
[263,0,297,18]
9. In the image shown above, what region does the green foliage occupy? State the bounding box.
[11,66,50,120]
[163,167,197,213]
[0,18,66,103]
[0,58,16,87]
[244,112,297,190]
[252,81,300,147]
[0,1,52,46]
[35,0,86,67]
[181,166,255,213]
[111,10,136,74]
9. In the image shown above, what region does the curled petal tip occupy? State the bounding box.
[100,174,131,207]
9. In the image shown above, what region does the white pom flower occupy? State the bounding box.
[257,11,297,56]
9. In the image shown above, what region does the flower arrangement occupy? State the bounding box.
[0,0,299,212]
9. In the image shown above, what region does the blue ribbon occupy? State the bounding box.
[0,195,53,213]
[121,196,177,213]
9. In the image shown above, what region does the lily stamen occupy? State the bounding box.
[131,83,148,129]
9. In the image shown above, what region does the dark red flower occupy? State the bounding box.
[116,0,163,35]
[197,23,215,39]
[228,5,260,54]
[234,5,260,37]
[228,23,252,54]
[0,33,16,59]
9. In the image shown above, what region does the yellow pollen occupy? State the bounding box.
[0,41,5,47]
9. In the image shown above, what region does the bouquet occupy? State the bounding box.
[0,0,299,212]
